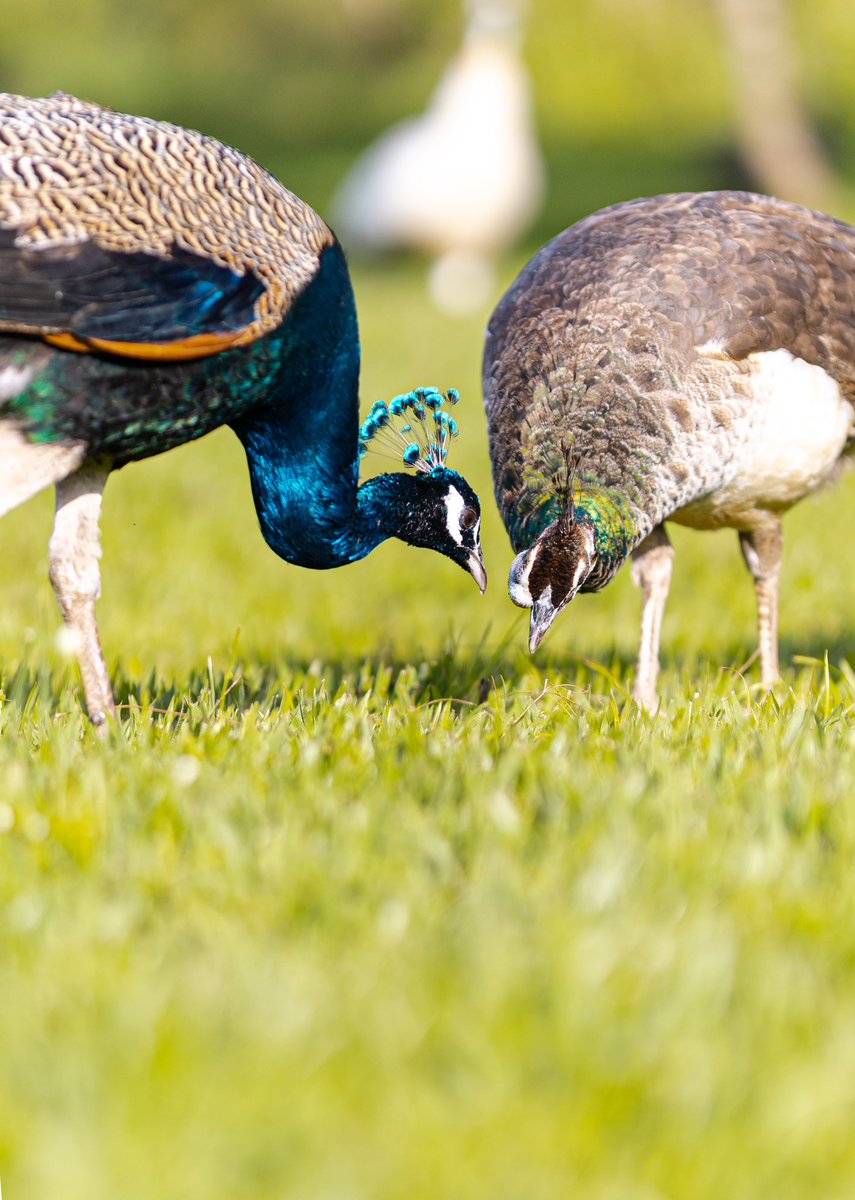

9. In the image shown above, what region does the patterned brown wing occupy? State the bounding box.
[0,92,335,353]
[0,227,267,360]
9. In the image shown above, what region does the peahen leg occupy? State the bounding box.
[49,461,116,731]
[630,524,675,711]
[739,519,783,688]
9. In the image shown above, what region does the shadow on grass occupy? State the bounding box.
[778,633,855,671]
[1,630,542,730]
[5,626,855,733]
[107,627,536,725]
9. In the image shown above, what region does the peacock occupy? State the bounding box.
[0,92,486,729]
[483,190,855,708]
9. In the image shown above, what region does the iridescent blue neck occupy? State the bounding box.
[231,243,411,568]
[239,423,416,566]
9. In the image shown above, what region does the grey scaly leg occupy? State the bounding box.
[630,525,675,711]
[739,519,783,688]
[49,461,116,731]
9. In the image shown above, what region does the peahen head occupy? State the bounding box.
[509,514,596,652]
[358,387,487,590]
[508,477,639,651]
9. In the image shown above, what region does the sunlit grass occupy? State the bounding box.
[3,264,855,1199]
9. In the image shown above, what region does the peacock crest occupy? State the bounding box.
[358,386,461,474]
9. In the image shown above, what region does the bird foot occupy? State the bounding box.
[632,686,660,713]
[88,707,116,738]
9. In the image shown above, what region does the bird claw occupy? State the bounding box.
[632,686,660,713]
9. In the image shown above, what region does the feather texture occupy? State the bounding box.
[483,190,855,704]
[0,92,331,353]
[0,93,486,726]
[485,190,855,554]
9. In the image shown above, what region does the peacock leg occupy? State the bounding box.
[49,461,116,731]
[739,519,783,689]
[630,524,674,711]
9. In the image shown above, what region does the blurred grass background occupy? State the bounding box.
[4,2,855,1198]
[5,0,855,228]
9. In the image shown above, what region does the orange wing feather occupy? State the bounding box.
[42,327,259,362]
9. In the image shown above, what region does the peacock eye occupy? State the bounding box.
[461,507,478,531]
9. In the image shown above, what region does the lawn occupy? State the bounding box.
[3,261,855,1200]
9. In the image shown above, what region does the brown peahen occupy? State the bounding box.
[483,191,855,708]
[0,92,486,729]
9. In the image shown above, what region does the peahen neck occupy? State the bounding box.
[231,241,407,568]
[512,478,642,587]
[574,484,639,567]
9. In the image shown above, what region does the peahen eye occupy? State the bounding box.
[461,506,478,530]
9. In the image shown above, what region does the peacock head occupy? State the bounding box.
[359,387,487,591]
[509,514,597,652]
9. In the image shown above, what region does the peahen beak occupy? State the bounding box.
[467,547,488,594]
[529,590,560,653]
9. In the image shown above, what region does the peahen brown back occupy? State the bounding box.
[484,191,855,554]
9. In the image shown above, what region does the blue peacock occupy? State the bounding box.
[0,92,486,728]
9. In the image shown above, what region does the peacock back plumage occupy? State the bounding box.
[0,92,330,352]
[0,93,486,727]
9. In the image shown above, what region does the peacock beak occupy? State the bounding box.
[467,547,488,594]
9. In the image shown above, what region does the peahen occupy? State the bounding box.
[0,92,486,728]
[483,190,855,708]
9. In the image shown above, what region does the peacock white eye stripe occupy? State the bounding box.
[444,486,466,545]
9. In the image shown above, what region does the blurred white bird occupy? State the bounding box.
[331,0,545,313]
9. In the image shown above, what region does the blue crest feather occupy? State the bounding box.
[359,386,462,473]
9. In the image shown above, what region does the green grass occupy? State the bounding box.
[4,263,855,1199]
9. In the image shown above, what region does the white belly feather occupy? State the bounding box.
[673,348,854,530]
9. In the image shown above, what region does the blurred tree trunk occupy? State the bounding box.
[713,0,842,212]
